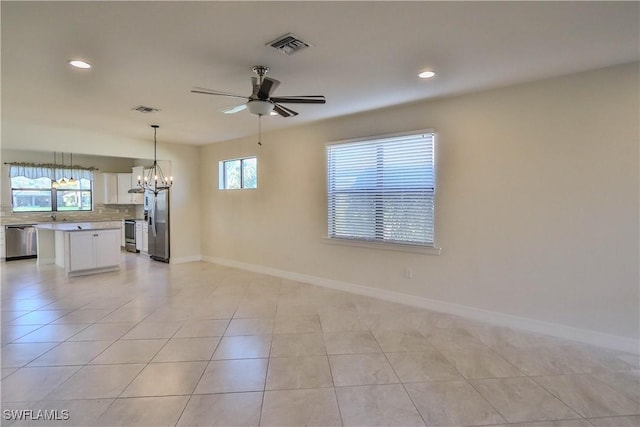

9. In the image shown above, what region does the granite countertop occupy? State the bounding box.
[34,222,122,232]
[2,218,143,226]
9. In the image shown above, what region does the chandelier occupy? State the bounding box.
[138,125,173,194]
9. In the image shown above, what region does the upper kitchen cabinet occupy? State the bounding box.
[117,173,133,203]
[102,170,143,205]
[103,173,119,204]
[131,166,144,205]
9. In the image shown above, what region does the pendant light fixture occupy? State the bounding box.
[68,153,76,186]
[52,152,59,189]
[138,125,173,195]
[58,153,67,186]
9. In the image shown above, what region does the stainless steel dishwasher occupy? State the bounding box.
[5,225,37,260]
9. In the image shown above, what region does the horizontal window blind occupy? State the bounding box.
[327,132,435,246]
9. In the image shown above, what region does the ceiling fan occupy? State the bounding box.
[191,65,326,118]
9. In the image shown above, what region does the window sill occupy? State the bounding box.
[322,237,441,255]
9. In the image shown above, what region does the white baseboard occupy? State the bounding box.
[203,256,639,354]
[171,255,203,264]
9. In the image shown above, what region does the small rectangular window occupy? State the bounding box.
[219,156,257,190]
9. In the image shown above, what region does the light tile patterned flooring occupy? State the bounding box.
[1,254,639,426]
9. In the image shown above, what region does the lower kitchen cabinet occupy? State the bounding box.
[68,232,95,271]
[0,227,5,260]
[67,229,120,275]
[135,221,143,252]
[142,223,149,253]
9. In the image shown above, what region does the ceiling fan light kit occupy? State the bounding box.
[247,99,274,116]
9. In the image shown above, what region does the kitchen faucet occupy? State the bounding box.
[50,213,57,221]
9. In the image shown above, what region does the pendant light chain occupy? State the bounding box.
[68,153,76,185]
[52,152,59,188]
[59,153,67,186]
[154,126,157,167]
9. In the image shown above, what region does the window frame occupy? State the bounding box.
[54,179,93,212]
[325,129,439,253]
[219,156,258,190]
[10,176,93,213]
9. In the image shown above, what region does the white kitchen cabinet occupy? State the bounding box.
[67,229,120,275]
[132,166,144,184]
[68,232,95,271]
[131,166,144,205]
[103,172,136,205]
[0,227,5,260]
[142,223,148,253]
[103,173,119,204]
[117,173,133,204]
[135,221,143,251]
[95,230,121,268]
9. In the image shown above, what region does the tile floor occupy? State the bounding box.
[1,254,638,426]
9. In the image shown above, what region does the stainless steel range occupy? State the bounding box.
[124,219,138,253]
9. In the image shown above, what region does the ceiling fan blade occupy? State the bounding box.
[191,87,249,100]
[257,77,281,99]
[272,104,291,118]
[221,103,247,114]
[273,103,298,117]
[270,96,326,104]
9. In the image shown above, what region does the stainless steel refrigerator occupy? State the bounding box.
[147,189,170,263]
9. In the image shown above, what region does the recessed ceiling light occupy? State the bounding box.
[418,70,435,79]
[68,60,91,69]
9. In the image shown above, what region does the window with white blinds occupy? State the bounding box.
[326,131,435,247]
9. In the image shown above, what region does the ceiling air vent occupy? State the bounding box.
[132,105,160,114]
[267,33,311,55]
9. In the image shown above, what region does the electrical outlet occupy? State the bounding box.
[403,268,413,279]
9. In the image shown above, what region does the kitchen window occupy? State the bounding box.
[326,130,436,247]
[219,156,257,190]
[10,166,93,212]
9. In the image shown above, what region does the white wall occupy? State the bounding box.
[200,63,639,346]
[1,126,202,262]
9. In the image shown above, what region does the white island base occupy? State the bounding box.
[35,222,122,276]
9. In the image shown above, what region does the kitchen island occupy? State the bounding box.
[35,222,122,276]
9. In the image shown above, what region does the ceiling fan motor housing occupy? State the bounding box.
[252,65,269,78]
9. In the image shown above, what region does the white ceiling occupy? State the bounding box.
[2,2,638,146]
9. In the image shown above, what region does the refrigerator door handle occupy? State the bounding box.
[150,196,157,237]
